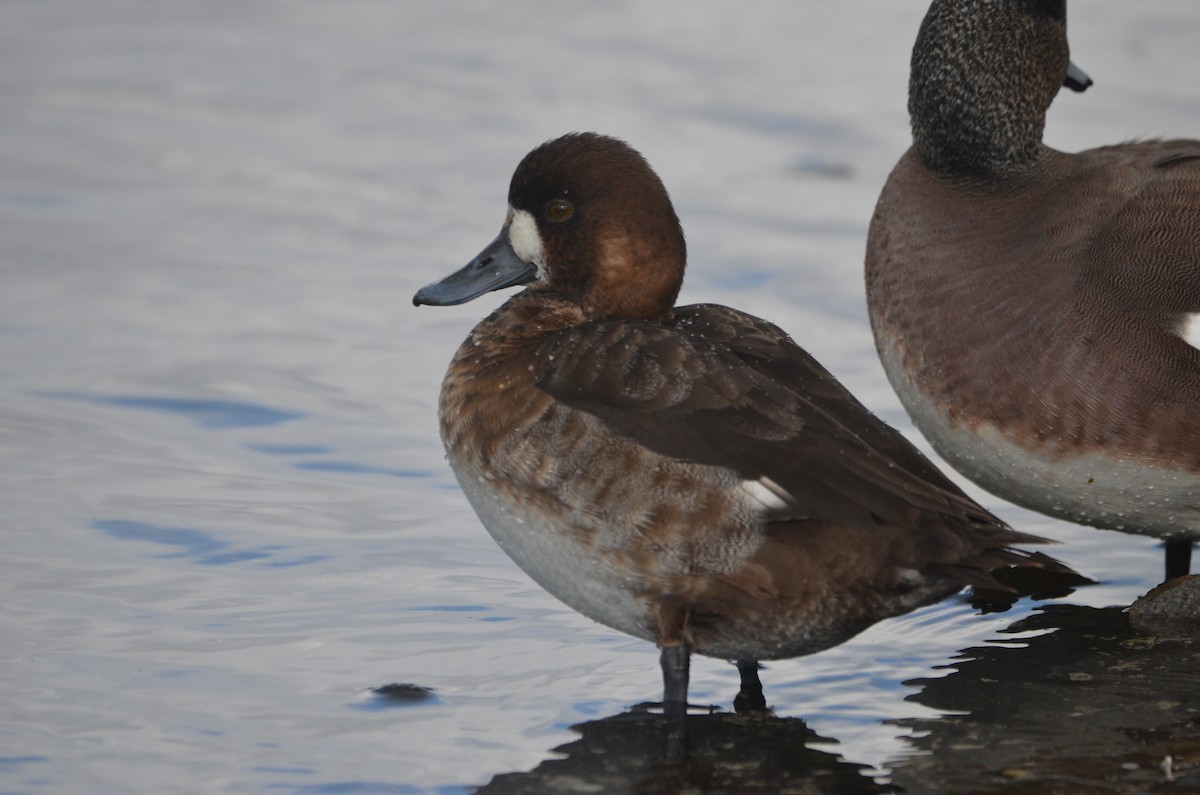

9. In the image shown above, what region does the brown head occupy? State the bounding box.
[414,132,686,322]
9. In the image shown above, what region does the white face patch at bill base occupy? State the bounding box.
[507,207,546,277]
[1180,313,1200,353]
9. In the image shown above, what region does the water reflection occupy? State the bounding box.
[478,707,897,795]
[292,461,433,478]
[39,391,303,428]
[470,569,1093,795]
[890,605,1200,792]
[92,519,332,567]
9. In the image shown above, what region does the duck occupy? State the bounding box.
[866,0,1200,581]
[415,132,1070,713]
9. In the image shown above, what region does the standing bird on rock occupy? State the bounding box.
[416,132,1072,712]
[867,0,1200,580]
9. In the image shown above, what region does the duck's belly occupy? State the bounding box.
[878,343,1200,540]
[450,454,968,662]
[452,460,664,645]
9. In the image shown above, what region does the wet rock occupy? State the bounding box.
[1130,575,1200,638]
[890,605,1200,793]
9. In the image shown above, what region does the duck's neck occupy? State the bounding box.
[908,2,1064,180]
[910,82,1049,181]
[468,291,587,351]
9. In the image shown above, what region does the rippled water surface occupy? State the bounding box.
[3,2,1198,792]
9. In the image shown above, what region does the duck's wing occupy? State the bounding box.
[1085,140,1200,324]
[532,303,1022,537]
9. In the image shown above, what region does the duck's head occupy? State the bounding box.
[414,132,686,322]
[910,0,1092,178]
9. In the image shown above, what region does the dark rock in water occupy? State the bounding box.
[1130,575,1200,638]
[349,683,440,712]
[372,683,437,703]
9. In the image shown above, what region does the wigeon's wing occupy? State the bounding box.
[532,303,1010,535]
[1084,141,1200,327]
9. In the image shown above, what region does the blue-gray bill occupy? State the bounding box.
[1064,60,1092,92]
[413,231,537,307]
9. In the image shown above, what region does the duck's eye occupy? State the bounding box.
[546,199,574,222]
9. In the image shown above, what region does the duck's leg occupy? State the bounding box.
[659,642,691,764]
[733,660,767,713]
[660,642,691,719]
[1165,539,1194,580]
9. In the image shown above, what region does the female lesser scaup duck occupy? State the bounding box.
[866,0,1200,580]
[416,132,1067,712]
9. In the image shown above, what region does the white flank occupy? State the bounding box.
[742,477,791,513]
[1181,312,1200,352]
[877,340,1200,538]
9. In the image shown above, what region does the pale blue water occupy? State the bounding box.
[2,1,1196,792]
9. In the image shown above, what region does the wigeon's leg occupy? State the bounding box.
[1165,539,1194,581]
[659,642,690,719]
[733,660,767,713]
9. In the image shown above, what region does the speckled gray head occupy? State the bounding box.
[910,0,1091,178]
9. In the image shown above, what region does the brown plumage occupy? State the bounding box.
[866,0,1200,580]
[417,132,1072,711]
